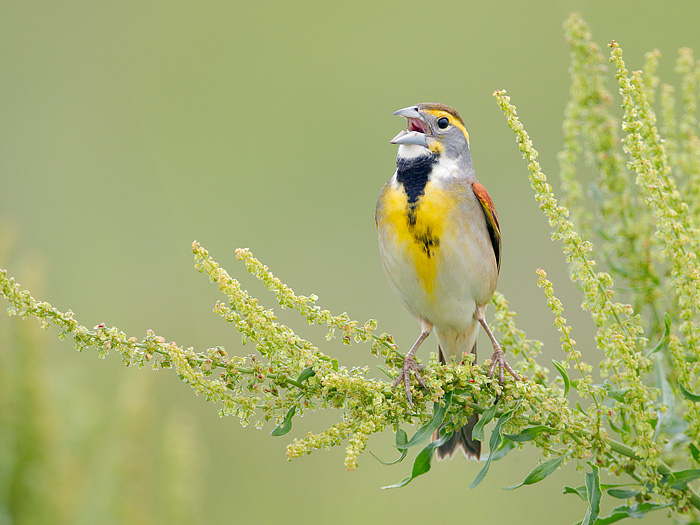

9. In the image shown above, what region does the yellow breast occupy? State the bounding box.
[378,181,454,296]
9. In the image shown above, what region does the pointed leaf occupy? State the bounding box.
[691,443,700,463]
[490,437,515,461]
[471,402,498,443]
[621,502,672,519]
[552,359,570,396]
[370,449,407,466]
[605,388,628,403]
[662,469,700,490]
[270,406,296,436]
[582,463,601,525]
[653,352,674,433]
[563,485,587,500]
[595,502,672,524]
[599,483,635,489]
[607,488,640,499]
[296,367,315,383]
[397,392,452,450]
[607,416,623,436]
[678,382,700,402]
[376,365,394,379]
[396,427,408,447]
[370,428,408,466]
[565,483,633,502]
[381,434,448,489]
[469,406,517,489]
[504,425,557,443]
[503,456,563,490]
[619,412,631,434]
[646,313,671,356]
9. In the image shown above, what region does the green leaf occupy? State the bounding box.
[270,406,296,436]
[370,428,408,466]
[331,359,339,371]
[397,392,452,450]
[646,313,671,356]
[376,365,394,379]
[582,463,601,525]
[690,443,700,463]
[653,352,674,433]
[599,483,635,489]
[381,434,448,489]
[504,425,557,443]
[595,503,672,524]
[552,359,570,396]
[661,469,700,490]
[565,483,635,503]
[678,382,700,402]
[490,437,515,461]
[607,488,640,499]
[503,456,563,490]
[296,367,315,383]
[396,427,408,447]
[605,387,629,403]
[606,416,623,436]
[469,406,517,490]
[471,402,498,443]
[563,485,587,500]
[619,412,631,435]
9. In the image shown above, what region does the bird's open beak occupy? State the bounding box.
[390,106,428,146]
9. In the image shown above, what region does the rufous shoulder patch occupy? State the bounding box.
[472,182,501,271]
[472,183,500,230]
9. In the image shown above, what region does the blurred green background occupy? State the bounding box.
[2,1,700,523]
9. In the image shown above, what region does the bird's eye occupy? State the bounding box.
[437,117,449,129]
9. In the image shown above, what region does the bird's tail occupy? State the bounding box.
[434,413,481,460]
[433,342,481,460]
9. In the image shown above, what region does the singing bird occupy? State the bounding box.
[375,103,519,459]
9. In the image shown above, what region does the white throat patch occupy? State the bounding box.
[397,144,430,159]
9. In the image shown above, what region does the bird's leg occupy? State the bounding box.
[476,311,520,385]
[393,320,432,407]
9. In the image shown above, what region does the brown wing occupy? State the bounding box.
[471,182,501,272]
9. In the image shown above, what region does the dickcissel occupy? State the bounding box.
[375,103,519,460]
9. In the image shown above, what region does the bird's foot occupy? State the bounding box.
[393,355,427,408]
[487,347,520,387]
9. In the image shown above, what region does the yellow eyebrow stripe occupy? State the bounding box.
[424,109,469,143]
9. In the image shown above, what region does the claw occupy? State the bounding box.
[477,314,520,390]
[393,355,426,407]
[487,347,520,385]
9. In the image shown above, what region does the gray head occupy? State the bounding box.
[391,103,471,167]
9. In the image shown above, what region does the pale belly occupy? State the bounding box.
[376,175,499,360]
[378,223,494,333]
